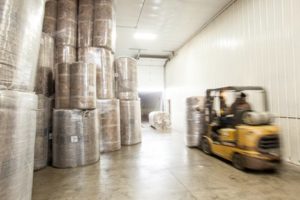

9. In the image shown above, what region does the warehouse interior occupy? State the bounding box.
[1,0,300,199]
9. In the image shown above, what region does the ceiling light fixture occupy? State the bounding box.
[134,32,157,40]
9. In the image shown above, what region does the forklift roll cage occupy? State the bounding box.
[205,86,269,123]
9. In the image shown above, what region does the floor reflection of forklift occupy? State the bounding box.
[201,86,281,170]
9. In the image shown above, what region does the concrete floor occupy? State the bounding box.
[33,126,300,200]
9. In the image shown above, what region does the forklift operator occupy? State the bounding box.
[229,92,252,124]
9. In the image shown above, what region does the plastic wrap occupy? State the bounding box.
[35,33,55,96]
[149,111,171,132]
[0,90,37,200]
[78,47,115,99]
[97,99,121,153]
[78,0,94,47]
[0,0,45,91]
[70,62,97,109]
[42,0,57,36]
[93,0,116,51]
[115,57,139,100]
[55,45,77,64]
[120,100,142,145]
[186,97,205,147]
[34,95,51,171]
[52,109,100,168]
[55,63,70,109]
[56,0,77,47]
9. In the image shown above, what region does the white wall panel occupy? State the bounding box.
[166,0,300,165]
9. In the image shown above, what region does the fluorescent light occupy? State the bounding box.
[134,32,157,40]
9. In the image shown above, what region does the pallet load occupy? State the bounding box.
[149,111,171,132]
[53,62,98,168]
[0,0,45,199]
[186,97,205,147]
[77,0,120,154]
[52,109,99,168]
[115,57,142,146]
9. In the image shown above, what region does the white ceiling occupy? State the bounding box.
[115,0,233,58]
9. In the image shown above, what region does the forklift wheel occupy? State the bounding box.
[232,153,245,170]
[201,138,212,155]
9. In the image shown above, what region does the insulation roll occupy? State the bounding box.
[56,19,77,47]
[115,57,138,100]
[93,0,116,51]
[42,0,57,36]
[38,33,55,69]
[97,99,121,153]
[57,0,77,20]
[78,0,94,47]
[55,63,70,109]
[34,95,51,171]
[35,67,54,97]
[0,0,45,91]
[56,0,77,47]
[78,21,93,48]
[120,100,142,145]
[93,19,116,52]
[78,47,115,99]
[35,33,55,96]
[52,109,100,168]
[0,90,37,200]
[94,1,115,20]
[70,62,97,109]
[55,45,77,64]
[186,97,205,147]
[149,111,171,132]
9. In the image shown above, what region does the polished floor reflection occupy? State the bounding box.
[33,125,300,200]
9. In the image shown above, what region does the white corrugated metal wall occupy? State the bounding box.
[166,0,300,165]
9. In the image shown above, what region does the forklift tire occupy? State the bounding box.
[201,138,212,155]
[232,153,245,170]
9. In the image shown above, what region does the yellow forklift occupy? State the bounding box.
[201,86,281,170]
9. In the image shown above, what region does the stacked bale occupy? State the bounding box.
[149,111,171,132]
[0,0,45,198]
[55,0,77,64]
[120,100,142,145]
[115,57,142,146]
[55,62,97,109]
[78,47,115,99]
[34,95,51,171]
[115,57,139,100]
[186,97,205,147]
[43,0,58,36]
[78,0,94,48]
[52,110,99,168]
[53,62,98,168]
[78,0,119,154]
[0,91,38,199]
[93,0,116,52]
[70,62,97,109]
[0,0,45,91]
[97,99,121,152]
[55,63,71,109]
